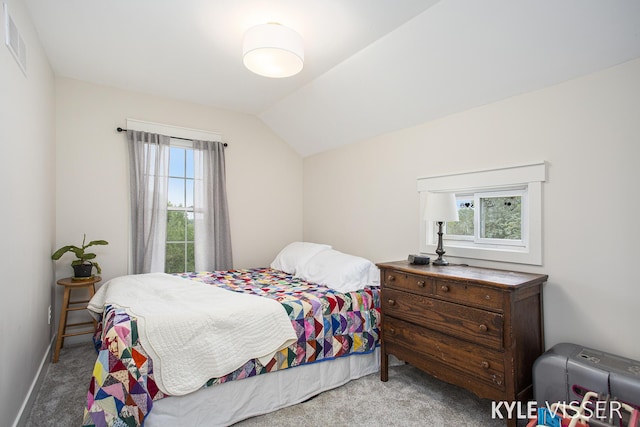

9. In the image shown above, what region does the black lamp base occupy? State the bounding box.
[432,257,449,266]
[433,221,449,266]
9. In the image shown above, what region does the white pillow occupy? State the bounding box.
[270,242,332,275]
[296,249,378,293]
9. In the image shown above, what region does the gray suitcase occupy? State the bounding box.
[533,342,640,410]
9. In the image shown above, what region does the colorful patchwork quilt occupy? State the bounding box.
[82,268,380,427]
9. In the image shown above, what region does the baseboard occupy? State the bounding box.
[12,336,55,427]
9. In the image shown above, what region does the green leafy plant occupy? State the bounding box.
[51,234,109,274]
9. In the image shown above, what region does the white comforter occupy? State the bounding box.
[87,273,297,396]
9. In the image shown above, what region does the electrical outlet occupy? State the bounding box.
[48,305,51,324]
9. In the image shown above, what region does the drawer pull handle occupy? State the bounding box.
[417,280,425,288]
[388,328,396,335]
[387,275,396,282]
[440,285,449,292]
[388,299,396,306]
[478,323,488,332]
[481,361,490,369]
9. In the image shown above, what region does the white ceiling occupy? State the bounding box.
[24,0,640,157]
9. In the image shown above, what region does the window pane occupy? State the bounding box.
[186,242,195,272]
[186,149,194,179]
[168,178,185,207]
[167,211,186,241]
[186,212,195,240]
[166,145,196,273]
[185,178,194,208]
[165,243,185,273]
[480,196,522,239]
[169,147,186,177]
[447,196,474,236]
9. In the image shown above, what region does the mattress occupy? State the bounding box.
[148,348,381,426]
[82,268,381,426]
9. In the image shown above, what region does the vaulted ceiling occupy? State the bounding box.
[25,0,640,156]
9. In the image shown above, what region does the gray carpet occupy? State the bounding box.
[25,344,96,427]
[26,343,522,426]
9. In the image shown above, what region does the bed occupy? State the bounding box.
[81,243,381,427]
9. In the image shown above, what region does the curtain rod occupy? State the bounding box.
[116,127,228,147]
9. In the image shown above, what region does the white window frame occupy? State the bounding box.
[474,188,527,247]
[417,161,546,265]
[446,188,527,247]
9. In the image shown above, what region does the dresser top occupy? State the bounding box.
[377,260,548,289]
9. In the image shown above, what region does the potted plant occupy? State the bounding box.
[51,234,109,279]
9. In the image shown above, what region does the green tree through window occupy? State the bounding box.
[446,197,474,237]
[445,192,523,243]
[480,196,521,240]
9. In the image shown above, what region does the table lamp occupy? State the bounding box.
[424,192,459,266]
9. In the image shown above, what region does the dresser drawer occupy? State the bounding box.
[383,270,434,296]
[384,316,506,390]
[434,278,504,311]
[382,288,504,350]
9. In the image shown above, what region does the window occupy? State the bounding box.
[418,162,546,265]
[446,188,526,247]
[166,142,195,273]
[126,118,232,274]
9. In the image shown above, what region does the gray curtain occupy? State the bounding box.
[193,140,233,270]
[127,130,170,273]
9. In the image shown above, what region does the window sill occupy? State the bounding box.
[422,242,541,266]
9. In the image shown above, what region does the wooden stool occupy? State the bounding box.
[53,276,102,363]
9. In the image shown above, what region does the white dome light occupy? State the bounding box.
[243,23,304,78]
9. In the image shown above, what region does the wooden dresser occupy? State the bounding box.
[378,261,547,427]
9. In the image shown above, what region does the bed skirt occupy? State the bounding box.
[147,347,380,426]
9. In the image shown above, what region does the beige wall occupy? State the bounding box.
[0,1,56,425]
[303,59,640,361]
[54,78,304,341]
[55,78,303,277]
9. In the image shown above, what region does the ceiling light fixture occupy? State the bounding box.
[243,23,304,78]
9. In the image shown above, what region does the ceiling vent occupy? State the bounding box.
[3,3,27,75]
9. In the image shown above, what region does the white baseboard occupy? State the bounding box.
[12,336,55,427]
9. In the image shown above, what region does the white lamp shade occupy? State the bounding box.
[424,192,459,222]
[243,23,304,78]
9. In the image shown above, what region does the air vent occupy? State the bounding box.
[3,3,27,75]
